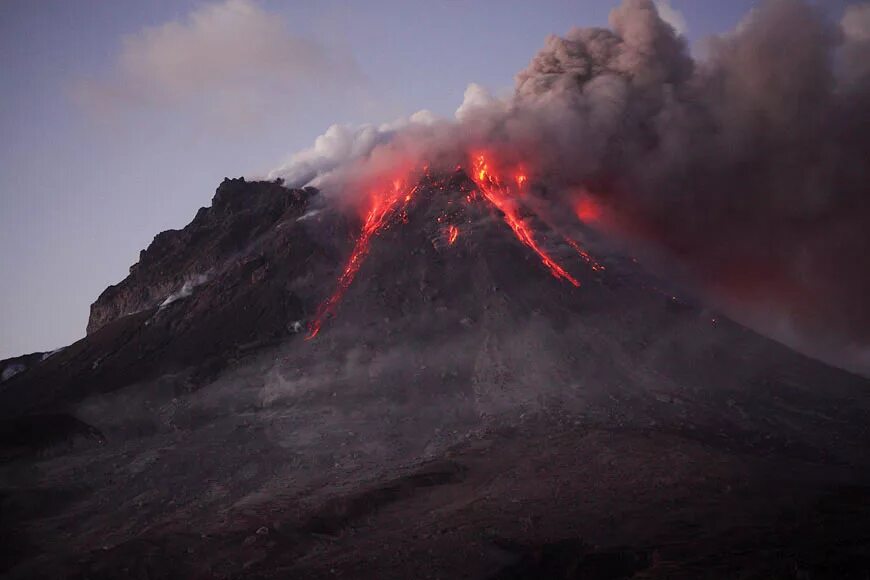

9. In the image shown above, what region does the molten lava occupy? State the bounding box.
[306,179,418,339]
[470,154,580,287]
[307,154,605,338]
[447,225,459,245]
[564,236,606,272]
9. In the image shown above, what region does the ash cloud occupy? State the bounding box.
[510,0,870,369]
[273,0,870,372]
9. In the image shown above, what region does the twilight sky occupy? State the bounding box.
[0,0,852,358]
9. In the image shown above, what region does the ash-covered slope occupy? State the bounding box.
[2,175,870,579]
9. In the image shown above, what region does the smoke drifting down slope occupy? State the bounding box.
[273,0,870,373]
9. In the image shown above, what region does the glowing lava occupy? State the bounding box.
[447,225,459,245]
[564,236,605,272]
[470,154,580,287]
[307,155,601,338]
[306,179,418,339]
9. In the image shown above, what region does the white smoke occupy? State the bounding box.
[454,83,506,122]
[268,110,438,188]
[160,274,209,309]
[1,363,26,383]
[653,0,687,36]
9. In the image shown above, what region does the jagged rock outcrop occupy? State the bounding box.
[0,178,339,417]
[87,178,317,335]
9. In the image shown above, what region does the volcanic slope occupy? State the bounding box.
[2,174,870,579]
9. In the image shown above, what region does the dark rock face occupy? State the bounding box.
[87,178,316,335]
[0,352,56,383]
[1,179,335,416]
[0,351,47,383]
[2,175,870,579]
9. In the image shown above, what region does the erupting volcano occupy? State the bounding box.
[4,0,870,578]
[307,153,595,338]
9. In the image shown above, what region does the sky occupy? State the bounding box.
[0,0,854,358]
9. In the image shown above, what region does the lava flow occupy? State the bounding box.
[470,154,581,287]
[564,237,605,272]
[306,179,418,339]
[307,154,598,339]
[447,225,459,245]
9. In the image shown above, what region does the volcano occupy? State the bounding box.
[2,171,870,579]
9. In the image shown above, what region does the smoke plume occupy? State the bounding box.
[273,0,870,372]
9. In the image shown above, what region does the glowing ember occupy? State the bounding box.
[306,180,418,339]
[470,154,580,287]
[447,225,459,245]
[564,236,606,272]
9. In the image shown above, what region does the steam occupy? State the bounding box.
[268,111,437,188]
[273,0,870,372]
[1,363,26,383]
[454,84,506,122]
[159,274,209,309]
[653,0,687,36]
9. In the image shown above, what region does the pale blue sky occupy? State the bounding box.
[0,0,851,358]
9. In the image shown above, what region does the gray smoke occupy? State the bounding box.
[274,0,870,371]
[463,0,870,369]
